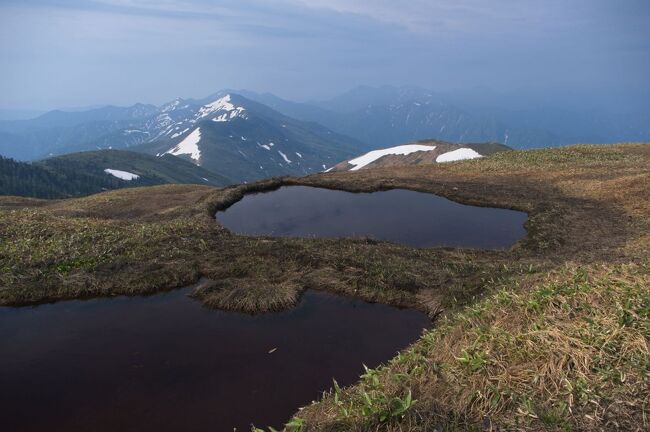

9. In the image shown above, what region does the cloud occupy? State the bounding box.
[0,0,648,109]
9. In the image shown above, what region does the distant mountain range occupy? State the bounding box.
[240,86,650,149]
[0,150,229,199]
[0,93,363,183]
[327,140,511,172]
[1,86,648,185]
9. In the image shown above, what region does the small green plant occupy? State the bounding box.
[250,416,304,432]
[284,416,305,431]
[456,349,489,371]
[390,390,415,418]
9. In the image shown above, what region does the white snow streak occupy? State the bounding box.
[278,150,291,163]
[170,128,190,139]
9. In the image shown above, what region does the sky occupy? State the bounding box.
[0,0,649,111]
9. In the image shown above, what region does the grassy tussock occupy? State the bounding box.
[192,279,302,313]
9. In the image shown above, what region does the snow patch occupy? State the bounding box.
[278,150,291,164]
[295,152,302,158]
[348,144,437,171]
[165,128,202,162]
[104,168,139,181]
[259,144,271,150]
[436,148,482,163]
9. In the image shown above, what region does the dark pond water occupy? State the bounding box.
[0,288,429,432]
[217,186,528,249]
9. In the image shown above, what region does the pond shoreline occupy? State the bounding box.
[216,185,527,249]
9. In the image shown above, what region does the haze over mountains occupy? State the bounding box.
[1,85,648,192]
[240,86,650,149]
[0,92,364,183]
[3,86,647,161]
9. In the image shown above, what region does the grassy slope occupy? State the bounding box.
[412,139,512,156]
[0,149,231,199]
[0,143,648,430]
[38,149,231,186]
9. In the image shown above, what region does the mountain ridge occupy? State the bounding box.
[3,86,648,167]
[135,93,364,182]
[327,140,511,172]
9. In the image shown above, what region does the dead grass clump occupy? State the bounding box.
[191,278,302,313]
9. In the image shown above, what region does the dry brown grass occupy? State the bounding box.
[296,263,649,431]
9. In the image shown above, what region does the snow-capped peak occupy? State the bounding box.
[197,94,248,122]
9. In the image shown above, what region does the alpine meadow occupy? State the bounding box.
[0,1,648,431]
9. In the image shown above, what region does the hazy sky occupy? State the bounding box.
[1,0,649,110]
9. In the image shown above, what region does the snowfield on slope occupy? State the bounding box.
[198,95,247,122]
[348,144,437,171]
[104,169,140,181]
[436,148,482,163]
[165,127,202,162]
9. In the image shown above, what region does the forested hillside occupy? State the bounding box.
[0,155,133,198]
[0,150,229,199]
